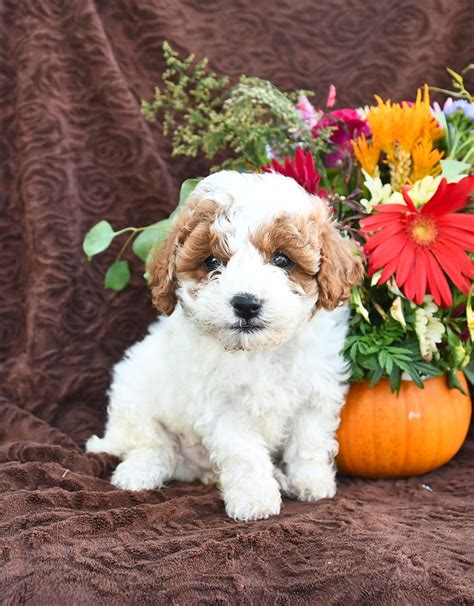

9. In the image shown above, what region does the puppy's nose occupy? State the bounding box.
[231,293,262,320]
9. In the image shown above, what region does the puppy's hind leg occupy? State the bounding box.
[87,418,178,492]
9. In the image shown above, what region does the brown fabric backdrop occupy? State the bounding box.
[1,1,473,603]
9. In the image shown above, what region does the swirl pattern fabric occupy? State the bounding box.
[0,0,473,603]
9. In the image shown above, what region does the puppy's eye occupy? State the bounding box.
[204,256,225,272]
[271,253,294,271]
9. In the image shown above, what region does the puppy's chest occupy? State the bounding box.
[218,357,309,448]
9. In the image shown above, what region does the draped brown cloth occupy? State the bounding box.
[1,1,473,603]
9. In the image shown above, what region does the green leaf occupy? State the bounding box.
[440,159,471,181]
[447,370,467,395]
[330,172,347,196]
[464,356,474,385]
[105,260,131,291]
[447,67,463,85]
[350,342,359,359]
[413,361,441,377]
[387,346,414,356]
[178,178,200,207]
[360,355,378,371]
[369,366,384,387]
[389,365,401,393]
[132,220,171,262]
[83,221,116,259]
[130,177,200,265]
[397,361,424,388]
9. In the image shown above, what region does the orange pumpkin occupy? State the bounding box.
[336,373,472,478]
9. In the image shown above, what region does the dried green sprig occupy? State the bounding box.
[141,42,332,170]
[430,65,473,103]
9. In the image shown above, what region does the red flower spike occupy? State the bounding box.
[262,148,324,196]
[360,175,474,307]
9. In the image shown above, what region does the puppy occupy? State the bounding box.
[86,171,363,521]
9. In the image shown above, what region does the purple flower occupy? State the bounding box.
[444,99,474,121]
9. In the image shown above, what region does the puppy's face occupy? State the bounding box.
[147,172,363,351]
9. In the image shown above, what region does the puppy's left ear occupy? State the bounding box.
[316,222,364,310]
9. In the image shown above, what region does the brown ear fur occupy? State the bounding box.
[146,220,181,316]
[316,221,364,310]
[146,196,221,315]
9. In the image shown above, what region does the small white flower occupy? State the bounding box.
[351,287,370,323]
[414,296,445,361]
[356,106,370,120]
[360,170,403,212]
[386,278,405,298]
[407,176,443,207]
[390,296,406,328]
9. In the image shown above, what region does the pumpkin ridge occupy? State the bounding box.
[371,387,383,480]
[399,390,409,477]
[343,402,352,475]
[431,384,442,473]
[437,382,450,471]
[348,386,359,475]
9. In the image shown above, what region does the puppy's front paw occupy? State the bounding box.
[224,477,282,521]
[111,452,169,491]
[287,463,337,502]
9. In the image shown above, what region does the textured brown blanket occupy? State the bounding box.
[1,1,473,603]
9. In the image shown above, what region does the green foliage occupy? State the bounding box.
[130,178,201,263]
[105,260,130,291]
[430,65,474,103]
[445,111,474,164]
[83,221,115,259]
[179,178,201,206]
[345,279,472,393]
[141,43,332,170]
[132,221,170,263]
[463,356,474,384]
[142,42,230,160]
[345,313,441,392]
[82,178,200,290]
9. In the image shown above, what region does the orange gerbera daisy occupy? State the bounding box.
[360,175,474,307]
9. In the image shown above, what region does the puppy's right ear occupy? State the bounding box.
[146,220,181,316]
[146,193,217,315]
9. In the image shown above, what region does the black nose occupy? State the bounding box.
[231,293,262,320]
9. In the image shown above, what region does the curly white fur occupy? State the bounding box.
[86,171,361,521]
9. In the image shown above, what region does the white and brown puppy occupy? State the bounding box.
[87,171,363,521]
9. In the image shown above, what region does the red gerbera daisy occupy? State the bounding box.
[263,147,324,196]
[360,175,474,307]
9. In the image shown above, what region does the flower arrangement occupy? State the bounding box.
[84,44,474,393]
